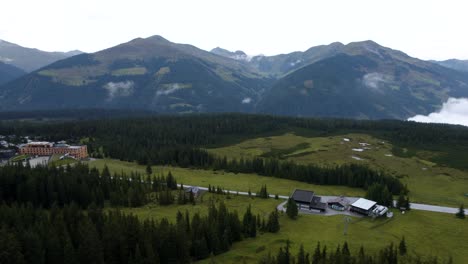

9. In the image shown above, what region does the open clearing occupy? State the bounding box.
[201,208,468,264]
[209,133,468,207]
[88,159,365,197]
[88,159,468,263]
[115,191,468,264]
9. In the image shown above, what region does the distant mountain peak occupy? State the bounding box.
[65,50,84,56]
[433,59,468,72]
[146,35,171,43]
[0,39,85,72]
[210,47,251,62]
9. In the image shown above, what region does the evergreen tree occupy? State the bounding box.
[0,226,25,264]
[266,210,280,233]
[397,193,406,209]
[405,196,411,210]
[312,242,321,264]
[286,198,298,219]
[399,236,407,256]
[146,163,152,176]
[297,244,309,264]
[456,204,465,219]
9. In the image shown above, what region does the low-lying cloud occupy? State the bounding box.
[156,83,190,96]
[241,97,252,104]
[362,72,392,90]
[103,81,134,100]
[408,97,468,127]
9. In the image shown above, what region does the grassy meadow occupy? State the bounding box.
[209,133,468,207]
[110,190,468,264]
[88,159,365,197]
[201,208,468,264]
[85,157,468,263]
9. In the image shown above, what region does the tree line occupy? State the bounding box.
[0,201,281,264]
[210,157,406,195]
[258,239,452,264]
[0,163,283,263]
[0,163,186,208]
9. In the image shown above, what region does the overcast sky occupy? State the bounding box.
[1,0,467,60]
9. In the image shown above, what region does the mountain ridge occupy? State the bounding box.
[0,39,83,72]
[1,36,467,119]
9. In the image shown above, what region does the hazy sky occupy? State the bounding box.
[1,0,467,60]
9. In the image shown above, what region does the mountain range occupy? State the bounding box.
[0,39,82,72]
[0,36,467,119]
[432,59,468,73]
[0,61,25,86]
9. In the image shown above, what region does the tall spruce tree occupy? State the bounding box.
[456,204,465,219]
[399,236,407,256]
[286,198,298,219]
[266,210,280,233]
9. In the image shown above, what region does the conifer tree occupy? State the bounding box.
[266,210,280,233]
[399,236,407,256]
[456,204,465,219]
[312,242,321,264]
[297,244,308,264]
[146,163,152,176]
[286,198,298,219]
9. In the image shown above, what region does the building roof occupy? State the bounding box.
[291,189,315,204]
[327,196,351,206]
[27,141,52,146]
[351,198,377,211]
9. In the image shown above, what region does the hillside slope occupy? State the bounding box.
[0,61,25,85]
[0,36,271,112]
[433,59,468,72]
[257,41,468,119]
[0,39,82,72]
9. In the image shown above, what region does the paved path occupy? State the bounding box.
[179,184,467,215]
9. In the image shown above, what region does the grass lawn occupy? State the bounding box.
[87,159,468,263]
[209,133,468,207]
[49,154,77,167]
[201,209,468,264]
[88,159,365,197]
[116,192,279,222]
[9,154,29,162]
[111,191,468,264]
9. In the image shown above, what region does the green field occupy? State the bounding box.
[114,191,468,264]
[116,192,279,222]
[86,158,468,263]
[209,133,468,207]
[49,154,77,167]
[88,159,365,197]
[9,154,29,162]
[202,209,468,264]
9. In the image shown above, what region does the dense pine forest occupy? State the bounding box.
[1,113,467,263]
[2,113,468,169]
[3,112,466,194]
[0,163,282,263]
